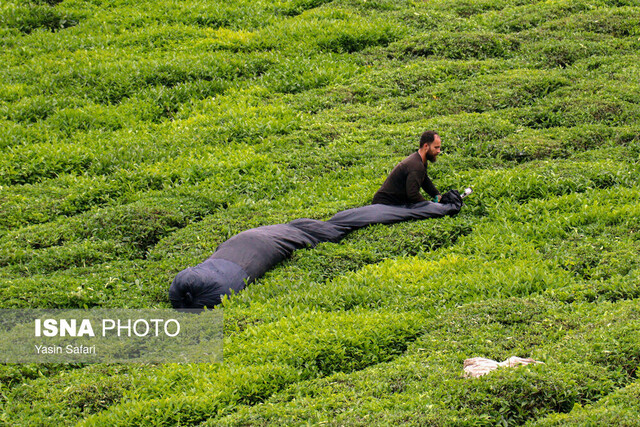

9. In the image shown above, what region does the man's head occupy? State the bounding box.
[419,131,441,163]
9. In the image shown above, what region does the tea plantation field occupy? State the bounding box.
[1,0,640,425]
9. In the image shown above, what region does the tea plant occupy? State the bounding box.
[1,0,639,425]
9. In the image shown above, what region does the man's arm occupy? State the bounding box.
[406,170,427,203]
[421,174,440,200]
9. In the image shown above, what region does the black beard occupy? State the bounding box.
[426,153,437,163]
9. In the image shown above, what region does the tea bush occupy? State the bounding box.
[2,0,640,424]
[273,0,334,17]
[522,34,637,68]
[391,31,521,60]
[0,1,80,34]
[1,364,139,425]
[0,142,96,185]
[419,0,520,18]
[538,7,640,36]
[533,380,640,426]
[486,125,640,160]
[74,310,424,426]
[474,0,598,33]
[212,298,639,426]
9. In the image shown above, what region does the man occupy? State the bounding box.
[372,131,442,205]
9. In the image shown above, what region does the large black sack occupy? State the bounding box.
[209,220,350,280]
[169,258,249,309]
[170,199,462,309]
[328,198,461,229]
[170,219,350,308]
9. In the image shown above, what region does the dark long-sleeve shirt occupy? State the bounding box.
[371,152,439,205]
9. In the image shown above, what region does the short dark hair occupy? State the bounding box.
[420,131,438,148]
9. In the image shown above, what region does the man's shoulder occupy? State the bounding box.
[387,152,422,177]
[401,152,424,168]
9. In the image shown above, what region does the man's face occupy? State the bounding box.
[426,135,442,163]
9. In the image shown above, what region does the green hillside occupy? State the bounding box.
[1,0,639,425]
